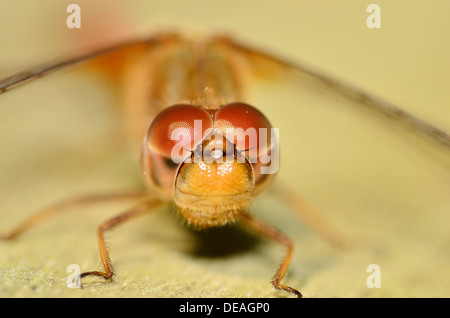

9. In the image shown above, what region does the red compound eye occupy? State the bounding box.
[142,104,214,199]
[214,102,273,154]
[146,104,213,157]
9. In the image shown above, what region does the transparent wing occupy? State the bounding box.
[0,33,179,94]
[214,36,450,149]
[214,36,450,296]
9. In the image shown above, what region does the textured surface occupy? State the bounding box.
[0,0,449,298]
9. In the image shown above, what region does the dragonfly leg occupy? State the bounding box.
[80,199,160,281]
[0,191,148,240]
[238,212,302,298]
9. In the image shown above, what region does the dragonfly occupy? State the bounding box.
[0,32,449,298]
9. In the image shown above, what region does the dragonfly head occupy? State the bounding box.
[141,103,278,228]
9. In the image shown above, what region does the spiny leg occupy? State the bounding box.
[80,199,160,281]
[0,191,148,240]
[238,212,302,298]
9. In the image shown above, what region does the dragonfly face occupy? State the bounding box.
[141,102,277,227]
